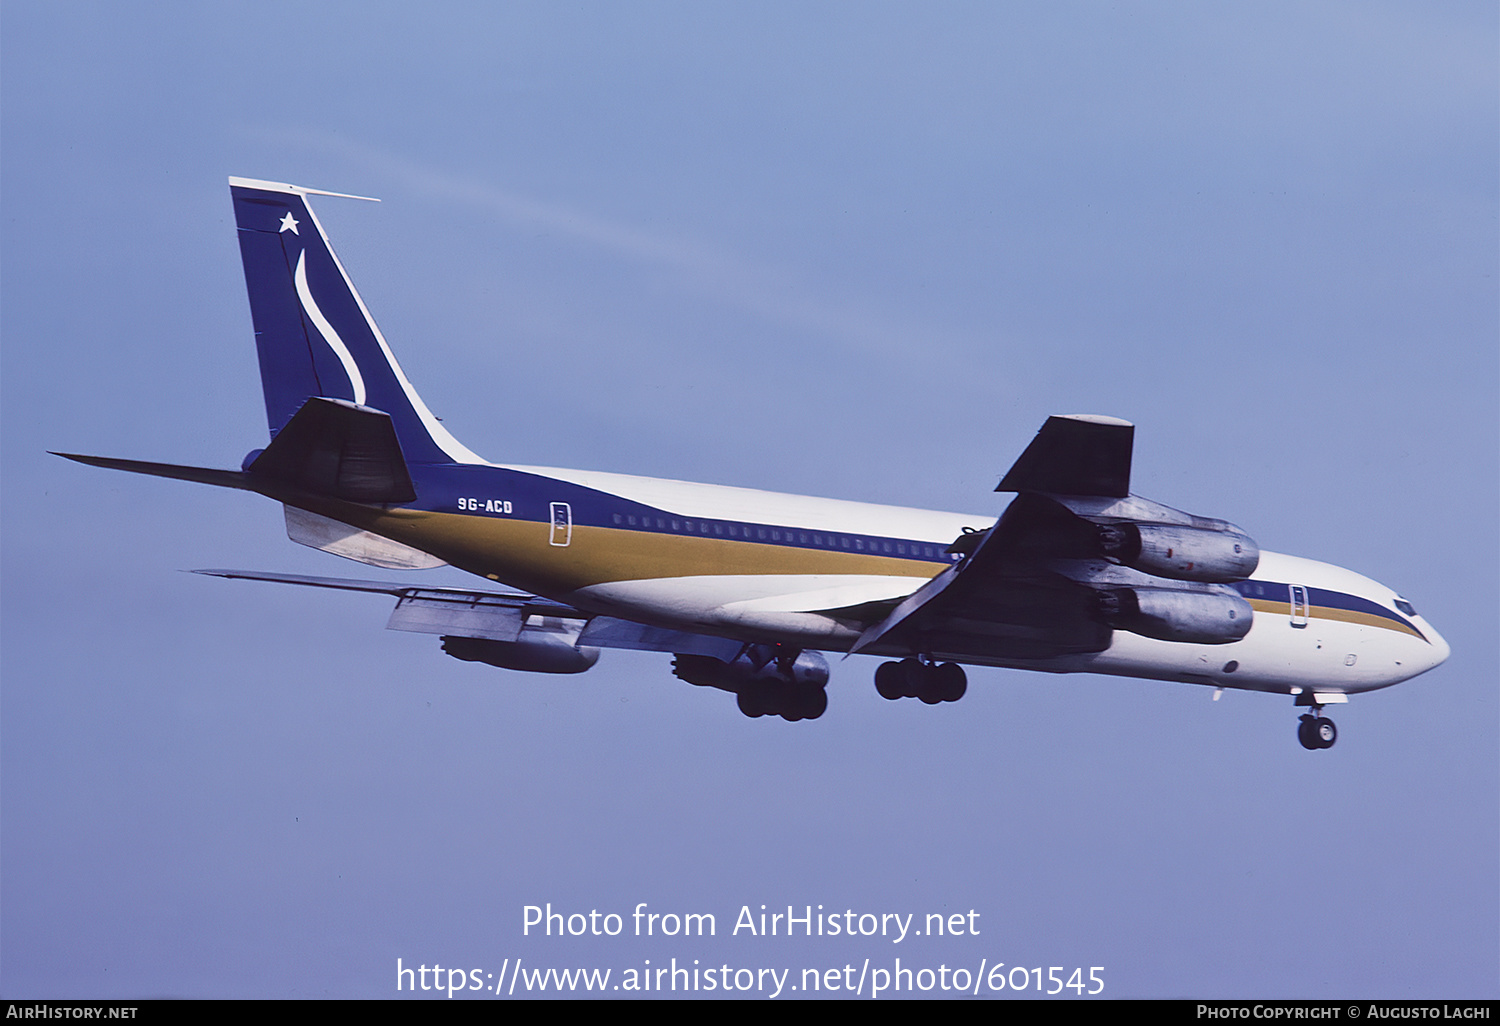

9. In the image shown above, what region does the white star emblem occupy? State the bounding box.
[279,212,299,235]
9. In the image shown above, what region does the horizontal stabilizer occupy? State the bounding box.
[52,453,251,490]
[249,397,416,503]
[996,414,1134,497]
[193,569,443,595]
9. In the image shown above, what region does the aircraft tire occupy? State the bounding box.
[737,687,768,718]
[934,662,967,702]
[875,662,905,700]
[1297,715,1320,750]
[898,658,926,699]
[769,682,806,721]
[1315,717,1337,749]
[782,687,827,722]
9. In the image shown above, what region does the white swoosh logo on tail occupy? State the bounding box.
[294,250,367,406]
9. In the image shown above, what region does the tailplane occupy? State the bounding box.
[228,177,483,466]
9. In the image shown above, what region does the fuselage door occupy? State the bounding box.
[1289,584,1310,628]
[549,502,573,547]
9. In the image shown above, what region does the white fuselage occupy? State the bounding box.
[501,466,1446,697]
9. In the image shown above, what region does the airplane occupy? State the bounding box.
[55,177,1450,749]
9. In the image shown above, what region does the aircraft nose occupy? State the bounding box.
[1419,620,1451,673]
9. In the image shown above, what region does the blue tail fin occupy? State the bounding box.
[228,177,482,466]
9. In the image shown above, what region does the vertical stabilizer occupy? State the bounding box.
[228,177,483,466]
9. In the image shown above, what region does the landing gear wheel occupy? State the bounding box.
[934,662,967,703]
[802,687,828,720]
[1297,714,1320,750]
[898,658,926,699]
[1297,714,1338,750]
[918,680,943,705]
[781,687,827,721]
[875,661,905,700]
[737,687,768,718]
[1315,716,1337,749]
[875,659,968,704]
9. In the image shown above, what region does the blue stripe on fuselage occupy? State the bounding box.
[404,462,963,564]
[1231,578,1422,639]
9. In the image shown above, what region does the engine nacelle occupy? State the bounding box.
[672,649,830,692]
[1098,586,1253,645]
[441,634,600,674]
[1097,522,1259,583]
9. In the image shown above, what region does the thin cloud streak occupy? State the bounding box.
[249,131,990,363]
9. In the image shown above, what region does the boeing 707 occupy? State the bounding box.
[56,177,1450,749]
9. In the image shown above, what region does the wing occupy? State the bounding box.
[849,491,1114,662]
[193,569,751,665]
[850,414,1256,663]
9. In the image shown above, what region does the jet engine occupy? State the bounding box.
[1097,521,1259,583]
[440,634,600,674]
[1097,585,1253,645]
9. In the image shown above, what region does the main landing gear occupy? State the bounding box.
[672,648,829,722]
[1294,693,1339,750]
[874,658,967,705]
[736,682,828,722]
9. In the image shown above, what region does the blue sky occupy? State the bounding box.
[3,1,1496,999]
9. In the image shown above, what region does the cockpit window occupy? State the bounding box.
[1393,598,1417,617]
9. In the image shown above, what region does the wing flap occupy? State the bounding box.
[386,594,528,641]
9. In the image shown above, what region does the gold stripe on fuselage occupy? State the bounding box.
[299,499,947,598]
[1245,598,1422,639]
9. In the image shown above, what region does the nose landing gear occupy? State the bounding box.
[1293,693,1341,750]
